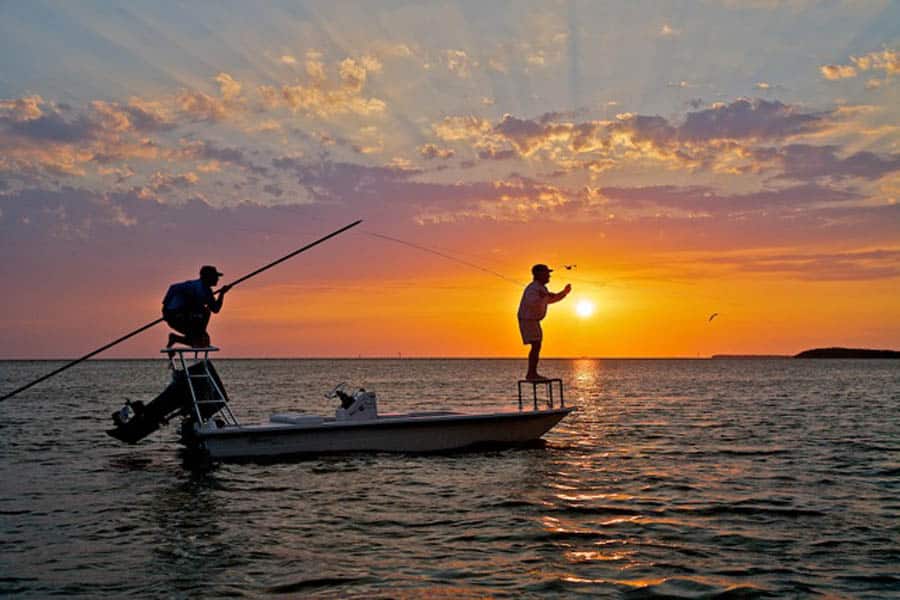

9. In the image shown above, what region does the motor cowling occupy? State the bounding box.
[335,389,377,421]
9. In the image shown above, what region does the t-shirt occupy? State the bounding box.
[517,281,549,321]
[162,279,214,313]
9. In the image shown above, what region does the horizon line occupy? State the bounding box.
[0,354,798,361]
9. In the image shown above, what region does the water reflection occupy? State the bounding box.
[2,359,898,598]
[570,358,602,399]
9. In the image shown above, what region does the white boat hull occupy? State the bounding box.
[191,408,573,459]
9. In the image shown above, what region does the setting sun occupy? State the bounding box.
[575,299,596,319]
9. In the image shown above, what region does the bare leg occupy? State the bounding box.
[526,340,544,380]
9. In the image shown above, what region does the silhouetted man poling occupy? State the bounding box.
[162,265,231,348]
[517,264,571,381]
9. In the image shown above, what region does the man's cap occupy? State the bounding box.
[531,263,553,276]
[200,265,223,278]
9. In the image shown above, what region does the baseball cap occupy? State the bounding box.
[531,263,553,276]
[200,265,223,278]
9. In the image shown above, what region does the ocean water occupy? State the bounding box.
[1,358,898,598]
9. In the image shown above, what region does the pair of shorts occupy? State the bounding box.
[518,319,542,344]
[163,309,210,346]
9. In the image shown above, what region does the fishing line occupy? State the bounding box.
[361,230,621,291]
[360,231,522,286]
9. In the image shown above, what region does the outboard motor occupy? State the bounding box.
[107,360,228,444]
[330,384,378,421]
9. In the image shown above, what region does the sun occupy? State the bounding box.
[575,299,595,318]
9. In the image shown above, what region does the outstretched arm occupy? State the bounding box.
[547,283,572,304]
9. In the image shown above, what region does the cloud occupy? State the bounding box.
[820,64,857,80]
[428,99,837,176]
[339,56,380,92]
[0,95,173,179]
[177,90,229,121]
[0,95,44,121]
[215,72,242,101]
[263,183,283,197]
[821,48,898,82]
[659,24,680,37]
[259,55,386,117]
[268,153,588,224]
[417,144,455,160]
[176,72,245,121]
[768,144,900,181]
[0,186,143,241]
[432,115,493,141]
[446,50,477,78]
[303,50,326,81]
[699,248,900,281]
[177,140,268,175]
[598,183,861,217]
[477,147,517,160]
[677,98,828,141]
[89,99,174,133]
[865,78,882,90]
[149,170,199,192]
[850,48,899,76]
[493,113,580,156]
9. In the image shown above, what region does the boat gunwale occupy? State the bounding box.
[196,406,575,439]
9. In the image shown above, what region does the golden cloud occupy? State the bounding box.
[851,48,899,76]
[0,95,44,121]
[177,90,229,121]
[177,72,245,121]
[0,95,173,181]
[821,48,898,84]
[418,143,455,160]
[257,55,386,118]
[821,64,858,80]
[432,115,493,141]
[446,50,476,78]
[215,72,242,101]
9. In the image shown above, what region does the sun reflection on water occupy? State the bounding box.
[572,358,601,387]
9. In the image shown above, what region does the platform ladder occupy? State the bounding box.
[162,346,239,427]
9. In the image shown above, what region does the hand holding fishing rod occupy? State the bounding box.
[0,219,362,402]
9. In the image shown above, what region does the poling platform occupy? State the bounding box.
[106,347,235,444]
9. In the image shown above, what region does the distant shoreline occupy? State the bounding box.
[794,347,900,359]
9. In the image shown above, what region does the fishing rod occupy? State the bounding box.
[0,219,362,403]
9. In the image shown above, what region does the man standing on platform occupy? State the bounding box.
[162,265,231,348]
[517,264,571,381]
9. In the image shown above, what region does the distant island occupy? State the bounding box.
[794,347,900,359]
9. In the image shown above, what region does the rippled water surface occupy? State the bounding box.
[1,358,898,598]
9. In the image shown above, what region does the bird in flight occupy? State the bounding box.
[708,313,718,322]
[564,264,577,270]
